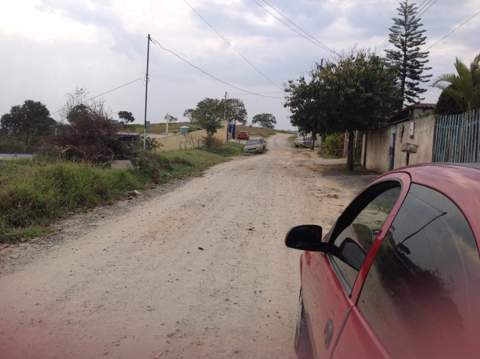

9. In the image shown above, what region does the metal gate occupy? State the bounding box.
[433,109,480,163]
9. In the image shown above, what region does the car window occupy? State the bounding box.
[330,183,401,292]
[358,184,480,358]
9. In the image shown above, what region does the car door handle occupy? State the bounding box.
[324,318,334,349]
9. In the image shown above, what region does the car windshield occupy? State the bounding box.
[246,140,261,145]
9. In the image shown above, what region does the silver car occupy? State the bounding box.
[294,136,314,148]
[243,138,266,153]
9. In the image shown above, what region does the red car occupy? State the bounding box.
[286,164,480,359]
[237,131,249,140]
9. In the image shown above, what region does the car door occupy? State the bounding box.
[301,174,410,359]
[333,183,480,359]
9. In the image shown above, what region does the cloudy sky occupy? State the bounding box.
[0,0,479,129]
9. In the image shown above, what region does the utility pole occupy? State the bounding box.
[143,33,151,150]
[223,91,228,143]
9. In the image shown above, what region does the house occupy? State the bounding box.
[362,104,436,172]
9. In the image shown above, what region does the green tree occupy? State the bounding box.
[285,75,328,150]
[223,98,247,125]
[188,98,224,147]
[0,100,56,145]
[386,0,431,107]
[285,51,400,170]
[183,109,196,123]
[433,54,480,114]
[118,111,135,124]
[165,114,178,123]
[252,113,277,129]
[185,98,246,125]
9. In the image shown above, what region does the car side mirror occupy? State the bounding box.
[285,225,330,252]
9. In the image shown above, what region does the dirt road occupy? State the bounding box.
[0,134,372,359]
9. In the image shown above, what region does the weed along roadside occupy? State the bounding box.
[0,143,243,243]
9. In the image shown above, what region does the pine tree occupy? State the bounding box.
[386,0,432,108]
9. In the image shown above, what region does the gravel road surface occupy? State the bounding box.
[0,134,372,359]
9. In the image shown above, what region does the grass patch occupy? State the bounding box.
[0,145,242,243]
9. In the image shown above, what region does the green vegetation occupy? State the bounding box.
[0,100,56,147]
[321,133,344,158]
[434,54,480,114]
[0,143,243,243]
[184,97,247,125]
[386,0,431,107]
[285,50,400,170]
[252,113,276,129]
[0,136,33,153]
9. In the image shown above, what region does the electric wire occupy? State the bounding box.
[182,0,282,90]
[150,37,283,99]
[258,0,338,56]
[417,0,433,13]
[51,77,143,116]
[251,0,338,56]
[426,8,480,50]
[418,0,438,17]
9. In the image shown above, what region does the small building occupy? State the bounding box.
[362,104,436,172]
[179,126,190,135]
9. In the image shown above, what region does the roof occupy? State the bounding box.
[388,103,436,124]
[391,163,480,241]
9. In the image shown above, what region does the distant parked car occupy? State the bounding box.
[285,163,480,359]
[243,138,266,153]
[237,131,250,140]
[294,136,314,148]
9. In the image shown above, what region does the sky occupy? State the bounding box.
[0,0,479,130]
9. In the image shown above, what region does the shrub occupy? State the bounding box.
[132,152,173,183]
[322,133,344,158]
[0,136,31,153]
[0,145,244,242]
[204,136,223,149]
[56,103,132,163]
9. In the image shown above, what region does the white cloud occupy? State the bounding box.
[0,0,477,130]
[0,0,106,45]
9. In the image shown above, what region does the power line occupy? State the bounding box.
[182,0,282,90]
[258,0,338,56]
[426,8,480,50]
[149,37,283,99]
[417,0,433,13]
[51,77,143,116]
[88,77,143,101]
[418,0,438,17]
[251,0,338,56]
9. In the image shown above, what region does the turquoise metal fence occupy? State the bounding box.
[433,109,480,163]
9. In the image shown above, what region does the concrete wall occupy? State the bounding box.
[394,114,436,169]
[364,127,392,173]
[364,113,436,173]
[153,122,228,152]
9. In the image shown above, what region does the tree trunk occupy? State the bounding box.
[347,130,355,171]
[363,131,368,168]
[311,132,316,150]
